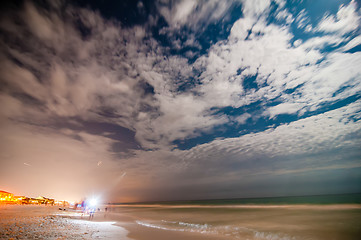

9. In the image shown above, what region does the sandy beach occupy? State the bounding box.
[0,205,130,239]
[0,205,229,240]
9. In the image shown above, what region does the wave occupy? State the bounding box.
[136,220,214,234]
[135,220,182,231]
[254,231,297,240]
[136,220,297,239]
[162,220,210,230]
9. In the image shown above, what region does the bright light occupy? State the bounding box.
[89,198,97,207]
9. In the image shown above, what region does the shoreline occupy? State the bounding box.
[0,204,231,240]
[61,207,232,240]
[2,203,360,239]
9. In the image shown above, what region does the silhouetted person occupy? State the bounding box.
[89,208,95,219]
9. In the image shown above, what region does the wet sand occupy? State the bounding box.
[0,205,129,239]
[123,222,230,240]
[91,209,231,240]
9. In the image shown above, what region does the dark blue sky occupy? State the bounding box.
[0,0,360,202]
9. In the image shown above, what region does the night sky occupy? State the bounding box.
[0,0,360,203]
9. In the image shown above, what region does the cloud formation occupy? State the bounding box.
[0,0,360,201]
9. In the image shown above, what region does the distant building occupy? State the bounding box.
[36,196,55,205]
[0,190,55,205]
[36,196,46,204]
[0,190,14,203]
[14,196,28,204]
[29,198,39,204]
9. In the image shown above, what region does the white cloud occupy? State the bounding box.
[172,0,197,24]
[23,1,60,41]
[304,24,313,32]
[133,1,361,148]
[234,113,251,124]
[274,0,286,9]
[187,4,361,127]
[301,35,344,50]
[316,0,360,35]
[1,60,48,101]
[295,9,310,29]
[241,0,271,17]
[192,16,310,114]
[297,52,361,108]
[174,100,361,177]
[2,0,360,151]
[157,0,236,31]
[0,2,161,131]
[275,9,294,24]
[341,35,361,51]
[1,0,361,201]
[266,103,304,118]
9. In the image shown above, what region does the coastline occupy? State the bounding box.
[2,202,360,240]
[65,207,232,240]
[0,204,231,240]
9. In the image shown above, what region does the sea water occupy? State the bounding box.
[108,193,361,240]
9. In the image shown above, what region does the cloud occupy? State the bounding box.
[341,35,361,51]
[0,0,360,201]
[266,103,304,118]
[234,113,252,124]
[295,9,310,29]
[241,0,271,17]
[275,9,294,24]
[22,1,62,42]
[316,0,360,35]
[157,0,238,30]
[172,100,361,179]
[120,100,361,200]
[0,2,162,199]
[187,1,361,126]
[2,0,358,149]
[0,1,159,129]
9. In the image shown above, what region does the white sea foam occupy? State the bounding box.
[136,220,215,234]
[137,219,315,240]
[136,220,184,231]
[254,231,296,240]
[161,220,210,230]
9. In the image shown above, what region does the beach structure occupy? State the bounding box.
[0,190,57,205]
[0,190,14,203]
[36,196,55,205]
[54,200,69,207]
[13,196,27,204]
[25,196,55,205]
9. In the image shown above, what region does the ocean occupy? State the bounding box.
[107,193,361,240]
